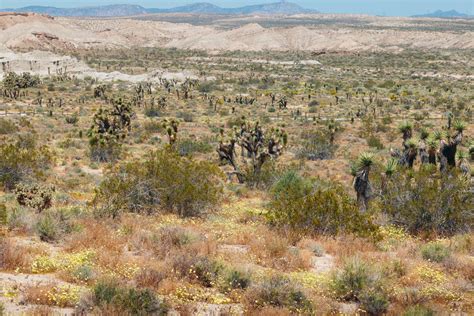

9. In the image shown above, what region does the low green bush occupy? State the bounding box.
[92,280,168,315]
[421,243,450,263]
[268,174,375,235]
[245,275,312,313]
[0,144,54,190]
[94,149,224,217]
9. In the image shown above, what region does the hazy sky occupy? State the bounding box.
[0,0,472,16]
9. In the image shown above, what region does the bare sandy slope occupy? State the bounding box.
[0,12,473,53]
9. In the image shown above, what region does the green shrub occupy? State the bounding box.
[94,149,224,217]
[421,243,450,263]
[15,183,55,212]
[332,257,371,301]
[176,138,213,156]
[36,213,59,242]
[359,289,389,315]
[332,257,388,311]
[403,305,434,316]
[366,135,385,149]
[0,204,7,226]
[268,177,374,235]
[191,257,223,287]
[0,144,53,190]
[221,268,251,291]
[245,275,312,313]
[0,119,17,134]
[380,169,473,236]
[295,130,337,160]
[92,280,168,315]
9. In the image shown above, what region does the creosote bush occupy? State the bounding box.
[245,275,312,313]
[0,144,54,190]
[94,148,224,217]
[267,172,375,235]
[380,168,473,236]
[88,279,168,315]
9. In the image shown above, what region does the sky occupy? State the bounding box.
[0,0,472,16]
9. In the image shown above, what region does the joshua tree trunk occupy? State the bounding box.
[354,167,371,212]
[439,132,462,172]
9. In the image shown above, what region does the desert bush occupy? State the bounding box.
[332,257,388,313]
[0,144,53,190]
[220,268,251,291]
[0,204,7,226]
[366,135,385,149]
[245,275,312,313]
[190,257,223,287]
[268,175,374,235]
[65,115,79,124]
[36,213,59,242]
[94,149,224,217]
[92,279,168,315]
[380,168,473,236]
[359,289,389,315]
[295,129,337,160]
[421,243,450,263]
[176,138,213,156]
[0,119,17,134]
[403,305,434,316]
[15,183,55,212]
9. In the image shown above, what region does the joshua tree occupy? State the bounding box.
[353,152,374,212]
[381,158,397,193]
[162,119,179,146]
[439,120,465,172]
[426,137,438,165]
[94,84,107,99]
[217,119,287,185]
[398,121,413,146]
[88,98,134,162]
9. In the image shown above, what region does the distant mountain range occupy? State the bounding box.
[412,10,472,19]
[1,1,317,17]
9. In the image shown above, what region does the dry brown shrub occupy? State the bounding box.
[24,284,55,306]
[27,305,56,316]
[0,238,39,270]
[135,267,166,290]
[65,219,124,253]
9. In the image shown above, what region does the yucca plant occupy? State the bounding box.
[405,138,419,149]
[353,152,375,212]
[453,120,466,133]
[456,150,470,176]
[433,130,445,141]
[419,128,429,140]
[357,152,375,169]
[398,121,413,141]
[384,158,397,177]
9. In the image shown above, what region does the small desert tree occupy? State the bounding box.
[352,152,375,212]
[88,97,134,162]
[217,118,287,186]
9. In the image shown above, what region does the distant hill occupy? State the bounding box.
[2,4,149,17]
[2,1,317,17]
[412,10,472,19]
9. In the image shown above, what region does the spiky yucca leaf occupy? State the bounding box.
[398,121,413,133]
[385,158,397,176]
[419,128,429,140]
[426,137,438,150]
[453,120,466,133]
[357,152,375,169]
[456,150,468,161]
[433,130,445,141]
[405,138,419,149]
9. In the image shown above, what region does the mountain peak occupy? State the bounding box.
[3,1,317,17]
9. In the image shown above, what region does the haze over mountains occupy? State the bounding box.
[412,10,472,19]
[2,2,317,17]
